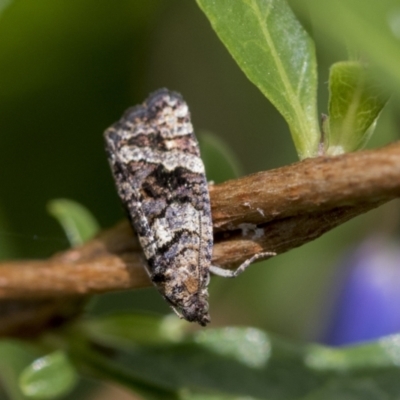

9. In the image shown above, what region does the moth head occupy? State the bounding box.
[169,290,210,326]
[181,295,210,326]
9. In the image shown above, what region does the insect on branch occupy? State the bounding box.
[1,141,400,300]
[1,141,400,335]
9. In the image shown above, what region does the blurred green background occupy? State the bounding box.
[0,0,399,346]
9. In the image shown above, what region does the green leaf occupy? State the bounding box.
[0,340,42,400]
[68,339,179,400]
[47,199,100,247]
[196,0,320,159]
[19,351,78,399]
[326,61,389,155]
[199,131,242,183]
[76,326,400,399]
[81,313,187,348]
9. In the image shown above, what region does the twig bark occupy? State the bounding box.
[1,142,400,335]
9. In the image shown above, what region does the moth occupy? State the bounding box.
[104,89,273,326]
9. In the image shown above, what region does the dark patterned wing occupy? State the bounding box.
[104,89,212,325]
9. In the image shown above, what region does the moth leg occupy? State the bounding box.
[210,251,276,278]
[170,305,184,319]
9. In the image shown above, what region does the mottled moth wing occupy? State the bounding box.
[104,89,212,326]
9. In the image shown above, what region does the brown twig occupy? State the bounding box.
[1,142,400,335]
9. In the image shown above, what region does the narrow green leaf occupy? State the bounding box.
[196,0,320,159]
[0,341,42,400]
[199,131,242,183]
[19,351,78,399]
[326,61,389,155]
[79,327,400,398]
[69,340,179,400]
[47,199,100,246]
